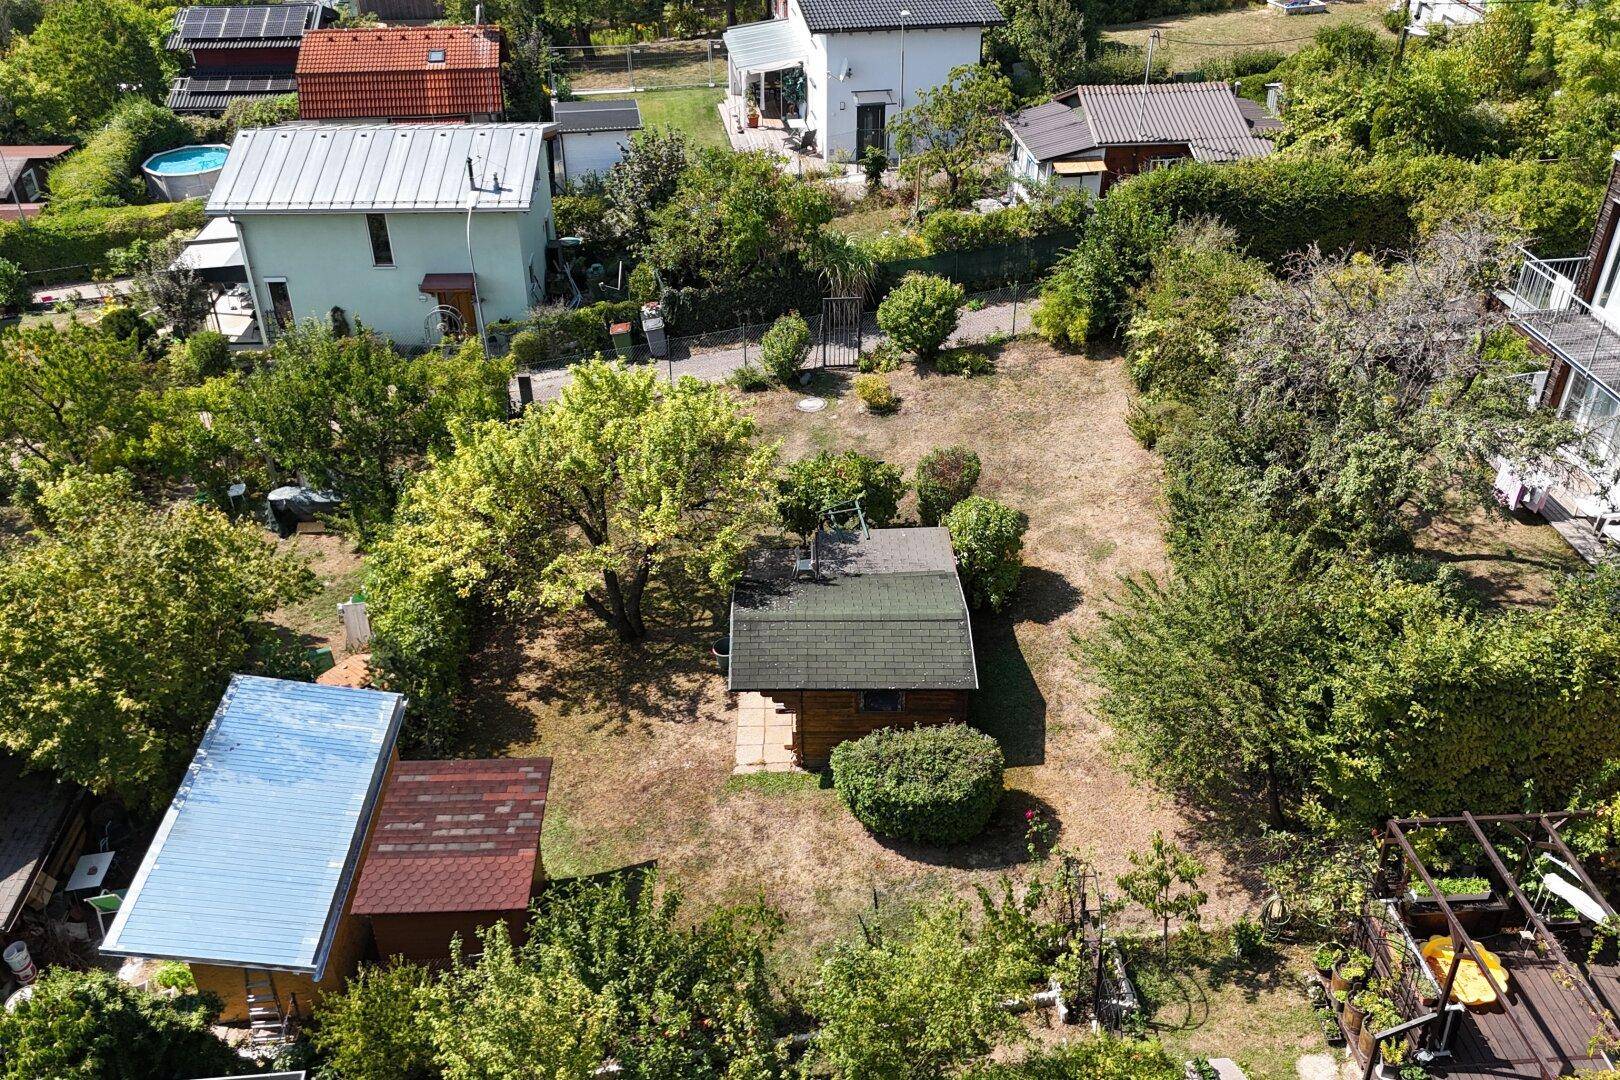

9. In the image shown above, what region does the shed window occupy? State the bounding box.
[859,690,905,713]
[366,213,394,267]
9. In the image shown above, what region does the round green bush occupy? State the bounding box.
[0,257,26,314]
[508,329,546,369]
[761,311,812,383]
[945,495,1028,613]
[877,272,965,360]
[176,330,230,382]
[831,724,1004,845]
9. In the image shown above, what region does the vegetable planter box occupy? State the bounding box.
[1402,893,1508,937]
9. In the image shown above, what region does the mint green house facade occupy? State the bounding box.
[207,123,554,348]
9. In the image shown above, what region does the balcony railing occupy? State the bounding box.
[1506,251,1620,382]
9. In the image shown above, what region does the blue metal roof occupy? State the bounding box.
[101,675,403,975]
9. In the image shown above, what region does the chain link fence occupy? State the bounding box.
[512,283,1037,406]
[552,39,725,94]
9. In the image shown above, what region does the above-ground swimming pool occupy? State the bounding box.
[142,144,230,202]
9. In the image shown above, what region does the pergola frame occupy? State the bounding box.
[1378,811,1619,1080]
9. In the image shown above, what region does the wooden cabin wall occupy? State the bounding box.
[767,690,971,767]
[191,909,372,1021]
[370,909,527,966]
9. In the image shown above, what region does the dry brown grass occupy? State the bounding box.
[461,340,1272,975]
[1409,499,1587,610]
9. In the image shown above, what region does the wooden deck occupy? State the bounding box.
[1429,937,1620,1079]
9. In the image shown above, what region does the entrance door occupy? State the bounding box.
[855,103,887,159]
[431,289,477,335]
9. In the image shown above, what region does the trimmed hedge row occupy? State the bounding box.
[48,100,194,211]
[831,724,1005,845]
[0,200,206,280]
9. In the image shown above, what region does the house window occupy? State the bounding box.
[366,213,394,267]
[19,169,39,202]
[1144,156,1183,171]
[265,279,294,329]
[858,690,905,713]
[1560,370,1620,464]
[427,48,445,63]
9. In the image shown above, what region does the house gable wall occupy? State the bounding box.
[237,199,547,347]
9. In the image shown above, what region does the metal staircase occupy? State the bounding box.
[243,970,292,1050]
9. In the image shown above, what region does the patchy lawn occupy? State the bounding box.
[635,86,728,150]
[461,340,1281,961]
[827,194,913,240]
[1410,498,1586,609]
[1103,0,1391,72]
[269,533,365,656]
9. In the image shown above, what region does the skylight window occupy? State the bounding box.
[427,49,446,62]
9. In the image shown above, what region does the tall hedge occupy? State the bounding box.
[0,200,205,278]
[47,100,193,210]
[1036,152,1601,341]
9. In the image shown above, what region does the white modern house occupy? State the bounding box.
[205,123,554,348]
[722,0,1003,163]
[1407,0,1484,33]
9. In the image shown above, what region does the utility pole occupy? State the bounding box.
[1134,29,1159,142]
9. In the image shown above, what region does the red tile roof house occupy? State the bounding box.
[296,25,506,124]
[349,758,550,964]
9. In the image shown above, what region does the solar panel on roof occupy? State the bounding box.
[176,3,314,40]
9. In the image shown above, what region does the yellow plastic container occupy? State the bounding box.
[1421,935,1510,1006]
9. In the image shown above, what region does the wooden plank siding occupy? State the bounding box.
[1578,157,1620,302]
[763,689,971,767]
[370,909,528,967]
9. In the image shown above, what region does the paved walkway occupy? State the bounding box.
[733,692,798,774]
[31,276,133,307]
[516,295,1030,404]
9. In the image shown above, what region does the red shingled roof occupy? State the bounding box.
[296,25,504,121]
[350,758,549,916]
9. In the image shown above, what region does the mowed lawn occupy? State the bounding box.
[1104,0,1391,72]
[633,86,728,150]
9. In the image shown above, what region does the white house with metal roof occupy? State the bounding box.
[101,675,404,1029]
[722,0,1002,163]
[207,123,555,349]
[1005,82,1277,199]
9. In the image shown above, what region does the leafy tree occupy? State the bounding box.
[944,496,1027,613]
[0,255,25,313]
[1002,0,1101,94]
[434,924,605,1080]
[1035,200,1173,346]
[0,0,168,137]
[890,64,1015,209]
[805,895,1043,1080]
[130,232,213,337]
[377,360,774,643]
[604,125,690,252]
[312,962,441,1080]
[0,472,313,807]
[776,449,906,537]
[913,445,980,526]
[0,320,153,479]
[230,326,510,536]
[1116,831,1208,955]
[1195,220,1569,549]
[877,272,964,360]
[0,967,244,1080]
[1083,520,1328,828]
[644,149,833,287]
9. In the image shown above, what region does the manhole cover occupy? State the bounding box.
[796,397,826,413]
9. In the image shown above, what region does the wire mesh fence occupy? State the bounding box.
[551,39,725,93]
[511,283,1038,407]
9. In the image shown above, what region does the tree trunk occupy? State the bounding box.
[1264,752,1286,831]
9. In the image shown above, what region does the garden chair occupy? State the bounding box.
[85,890,126,938]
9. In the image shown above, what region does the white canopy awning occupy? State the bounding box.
[724,18,807,75]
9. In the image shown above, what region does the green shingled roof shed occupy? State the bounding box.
[728,527,978,691]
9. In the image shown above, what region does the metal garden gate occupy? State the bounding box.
[819,296,863,367]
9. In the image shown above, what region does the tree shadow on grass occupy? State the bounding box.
[1015,565,1083,626]
[457,581,730,756]
[970,609,1046,768]
[866,789,1063,871]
